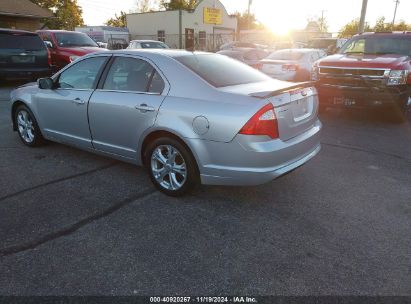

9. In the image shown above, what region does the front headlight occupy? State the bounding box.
[69,55,80,62]
[387,70,408,86]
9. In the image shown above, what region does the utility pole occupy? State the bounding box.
[392,0,400,29]
[319,10,327,33]
[358,0,368,33]
[247,0,252,30]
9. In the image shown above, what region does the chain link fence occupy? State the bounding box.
[130,33,236,52]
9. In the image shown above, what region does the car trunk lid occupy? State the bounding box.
[219,80,319,141]
[260,59,297,75]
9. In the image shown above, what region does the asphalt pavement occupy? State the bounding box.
[0,83,410,295]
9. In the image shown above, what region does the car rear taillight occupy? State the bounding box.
[282,64,299,71]
[47,48,52,67]
[253,63,263,70]
[239,104,279,139]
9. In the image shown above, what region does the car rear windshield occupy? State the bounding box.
[0,33,45,50]
[175,54,270,88]
[340,36,411,56]
[267,50,304,60]
[55,32,98,47]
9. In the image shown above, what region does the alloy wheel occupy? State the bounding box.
[150,145,187,191]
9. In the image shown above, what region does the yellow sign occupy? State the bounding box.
[203,7,222,25]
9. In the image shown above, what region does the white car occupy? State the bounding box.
[127,40,169,49]
[260,49,326,82]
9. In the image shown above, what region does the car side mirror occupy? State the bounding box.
[38,77,54,90]
[44,41,53,49]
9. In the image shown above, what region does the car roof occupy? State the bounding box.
[356,31,411,37]
[130,40,166,43]
[89,49,211,60]
[0,28,37,35]
[37,30,85,34]
[272,48,319,53]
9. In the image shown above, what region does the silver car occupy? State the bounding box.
[10,50,321,196]
[260,49,327,81]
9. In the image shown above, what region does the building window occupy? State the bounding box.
[158,30,165,43]
[199,31,206,48]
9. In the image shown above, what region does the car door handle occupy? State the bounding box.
[135,104,155,112]
[72,97,85,105]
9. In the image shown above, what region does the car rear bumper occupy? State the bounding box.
[0,67,51,80]
[317,83,409,108]
[189,119,322,186]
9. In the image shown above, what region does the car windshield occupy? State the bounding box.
[55,32,98,47]
[140,42,168,49]
[267,50,304,60]
[175,53,270,88]
[308,39,336,49]
[340,36,411,56]
[0,33,45,50]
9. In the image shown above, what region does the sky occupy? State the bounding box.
[77,0,411,34]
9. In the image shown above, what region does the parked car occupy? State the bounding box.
[217,48,269,68]
[307,38,348,54]
[219,41,268,51]
[0,28,51,81]
[10,50,321,196]
[127,40,169,49]
[312,32,411,121]
[36,30,107,71]
[260,49,326,81]
[107,38,129,50]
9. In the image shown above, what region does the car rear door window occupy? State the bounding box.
[57,56,107,89]
[103,57,160,93]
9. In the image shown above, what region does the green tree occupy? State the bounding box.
[105,11,127,27]
[373,16,391,32]
[392,20,411,31]
[30,0,83,30]
[30,0,59,9]
[160,0,197,10]
[235,12,265,30]
[338,18,372,38]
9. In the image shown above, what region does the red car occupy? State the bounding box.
[312,32,411,120]
[36,30,106,72]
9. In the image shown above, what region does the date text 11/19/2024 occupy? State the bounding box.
[149,296,257,303]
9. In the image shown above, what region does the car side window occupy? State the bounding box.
[58,56,107,90]
[40,32,54,47]
[103,57,159,92]
[148,71,165,94]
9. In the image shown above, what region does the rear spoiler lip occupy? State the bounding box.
[249,81,316,99]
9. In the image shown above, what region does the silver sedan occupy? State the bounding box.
[10,50,321,196]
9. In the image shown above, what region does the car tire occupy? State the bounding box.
[145,137,199,196]
[14,104,45,147]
